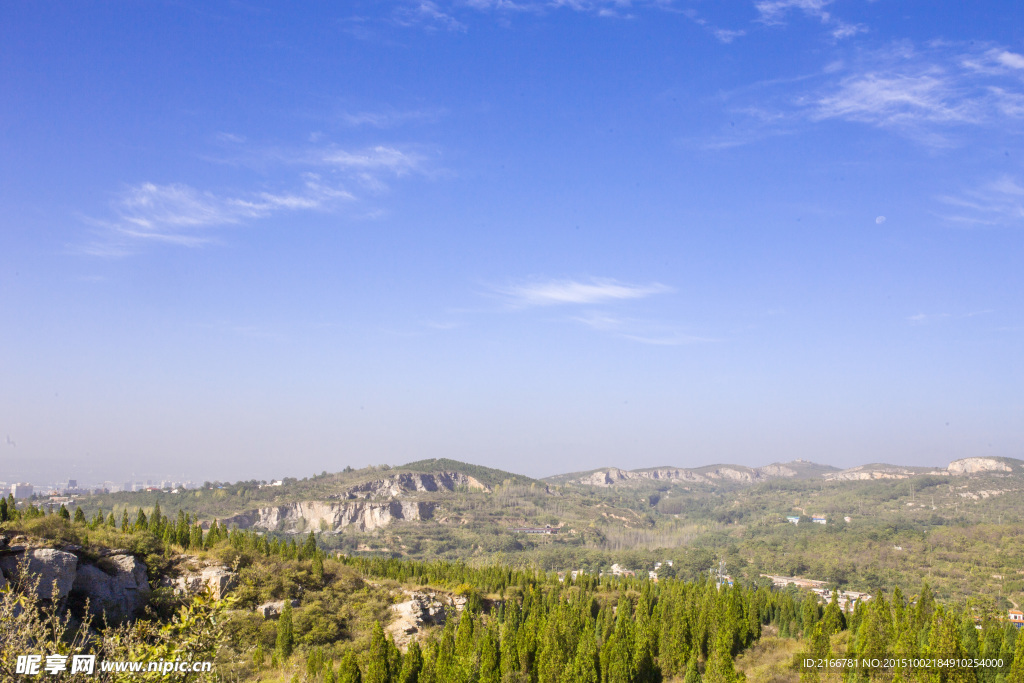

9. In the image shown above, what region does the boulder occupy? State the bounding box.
[256,599,299,618]
[171,565,237,600]
[1,549,78,606]
[72,555,151,621]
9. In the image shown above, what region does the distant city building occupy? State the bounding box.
[812,516,827,525]
[786,516,800,525]
[1010,610,1023,628]
[11,482,33,499]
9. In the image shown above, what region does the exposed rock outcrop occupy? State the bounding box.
[221,500,436,533]
[340,472,490,499]
[947,458,1013,475]
[170,565,237,600]
[72,554,151,621]
[574,464,791,487]
[256,599,300,618]
[0,549,78,606]
[824,464,948,481]
[757,464,798,478]
[386,591,458,649]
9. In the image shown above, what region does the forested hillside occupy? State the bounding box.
[4,507,1023,683]
[51,457,1024,609]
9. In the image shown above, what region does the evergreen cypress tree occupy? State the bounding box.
[566,624,599,683]
[435,615,458,683]
[134,508,147,531]
[0,497,8,522]
[73,507,86,524]
[916,583,936,631]
[801,623,831,683]
[276,600,295,660]
[120,509,130,530]
[58,504,70,520]
[313,553,325,582]
[478,625,500,683]
[107,512,116,527]
[302,530,318,560]
[683,652,702,683]
[366,622,391,683]
[338,650,362,683]
[399,641,423,683]
[704,627,737,683]
[387,634,402,683]
[150,501,162,532]
[1008,630,1024,683]
[823,592,845,636]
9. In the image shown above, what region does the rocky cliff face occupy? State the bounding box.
[574,464,796,487]
[947,458,1014,475]
[0,546,151,620]
[339,472,490,499]
[72,554,151,621]
[221,500,436,533]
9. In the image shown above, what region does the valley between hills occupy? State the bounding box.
[76,456,1024,609]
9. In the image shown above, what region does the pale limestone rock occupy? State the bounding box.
[947,458,1013,475]
[220,500,436,533]
[72,554,151,621]
[256,599,299,618]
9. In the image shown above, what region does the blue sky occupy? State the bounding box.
[2,0,1022,483]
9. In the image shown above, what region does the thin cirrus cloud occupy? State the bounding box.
[573,311,714,346]
[699,43,1024,150]
[754,0,865,40]
[908,310,992,325]
[807,45,1024,136]
[495,278,710,346]
[80,142,427,256]
[340,108,447,128]
[937,176,1024,227]
[82,176,353,254]
[499,277,673,307]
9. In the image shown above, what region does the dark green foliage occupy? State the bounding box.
[276,600,295,660]
[339,650,362,683]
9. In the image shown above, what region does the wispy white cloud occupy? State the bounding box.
[394,1,467,31]
[713,28,746,44]
[937,175,1024,226]
[573,311,715,345]
[80,176,355,255]
[811,71,979,127]
[315,145,424,175]
[81,135,432,256]
[702,41,1024,149]
[499,277,672,306]
[754,0,865,40]
[755,0,833,25]
[86,176,352,251]
[340,108,446,128]
[908,312,950,324]
[909,310,992,325]
[996,50,1024,70]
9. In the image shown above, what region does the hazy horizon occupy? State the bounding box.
[3,1,1022,485]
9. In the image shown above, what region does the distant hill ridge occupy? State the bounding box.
[544,456,1023,487]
